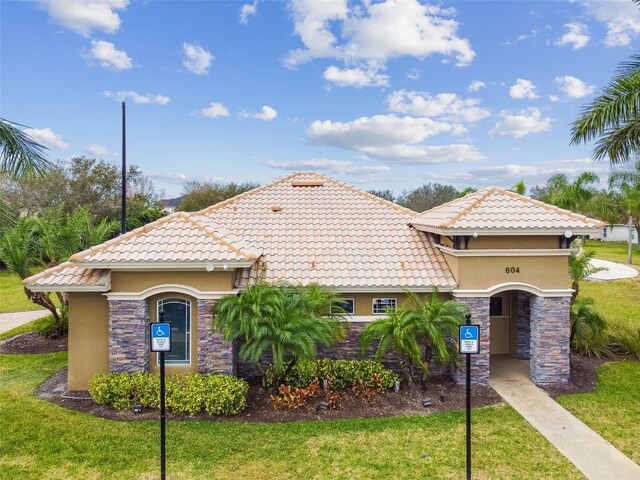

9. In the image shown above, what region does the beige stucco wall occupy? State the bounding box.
[489,291,511,354]
[469,235,558,249]
[148,293,198,374]
[68,292,109,390]
[110,271,235,293]
[447,255,569,290]
[341,291,451,316]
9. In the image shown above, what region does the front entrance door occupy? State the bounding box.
[489,292,511,354]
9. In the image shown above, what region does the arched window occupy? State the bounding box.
[157,298,191,365]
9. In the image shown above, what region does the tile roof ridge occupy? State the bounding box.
[180,213,259,260]
[196,172,301,215]
[318,174,418,216]
[69,212,186,262]
[439,187,496,228]
[22,261,76,286]
[498,187,606,226]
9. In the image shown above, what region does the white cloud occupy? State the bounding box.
[549,95,560,102]
[489,108,553,138]
[407,69,420,80]
[323,65,389,87]
[23,128,69,150]
[307,114,463,151]
[509,79,539,100]
[285,0,475,79]
[240,1,258,25]
[199,102,230,118]
[555,22,590,50]
[86,40,132,71]
[362,144,485,164]
[386,90,490,123]
[241,105,278,121]
[103,90,170,105]
[182,43,213,75]
[504,27,540,46]
[37,0,128,36]
[86,144,117,156]
[555,75,595,98]
[579,0,640,46]
[468,80,486,92]
[265,159,388,175]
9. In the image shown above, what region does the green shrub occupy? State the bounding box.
[264,359,398,390]
[89,372,248,416]
[609,323,640,359]
[573,329,612,358]
[35,314,67,337]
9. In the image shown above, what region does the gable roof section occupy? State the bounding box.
[412,186,606,235]
[199,172,456,290]
[23,262,110,292]
[70,212,260,269]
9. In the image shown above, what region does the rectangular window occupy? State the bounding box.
[332,298,355,315]
[490,297,503,316]
[372,298,397,315]
[157,298,191,366]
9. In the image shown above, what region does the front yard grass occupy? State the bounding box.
[0,353,583,480]
[584,240,640,268]
[0,270,44,313]
[557,361,640,464]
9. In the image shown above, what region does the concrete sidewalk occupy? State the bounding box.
[587,258,638,281]
[490,357,640,480]
[0,310,51,335]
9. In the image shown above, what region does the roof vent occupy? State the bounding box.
[271,205,282,212]
[291,180,324,187]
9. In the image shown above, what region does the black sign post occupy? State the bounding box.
[150,316,171,480]
[459,313,479,480]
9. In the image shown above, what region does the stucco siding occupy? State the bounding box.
[110,271,235,293]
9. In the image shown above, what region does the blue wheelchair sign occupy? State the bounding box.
[459,325,479,354]
[151,322,171,352]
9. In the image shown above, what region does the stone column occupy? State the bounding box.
[108,299,149,373]
[197,299,234,375]
[516,291,531,359]
[451,296,490,386]
[530,296,570,386]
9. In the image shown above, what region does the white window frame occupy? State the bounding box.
[372,297,397,315]
[156,298,191,366]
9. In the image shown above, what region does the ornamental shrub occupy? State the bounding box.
[89,372,248,416]
[264,359,398,390]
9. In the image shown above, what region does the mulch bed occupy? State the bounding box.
[36,371,503,423]
[0,331,67,354]
[6,330,608,423]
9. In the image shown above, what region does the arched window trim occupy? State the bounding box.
[156,297,191,366]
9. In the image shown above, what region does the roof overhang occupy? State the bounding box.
[74,260,256,270]
[25,273,111,293]
[412,225,603,236]
[437,245,578,257]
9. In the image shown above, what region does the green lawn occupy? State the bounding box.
[0,353,583,480]
[581,240,640,328]
[557,361,640,464]
[0,270,44,313]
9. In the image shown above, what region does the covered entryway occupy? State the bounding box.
[489,290,531,359]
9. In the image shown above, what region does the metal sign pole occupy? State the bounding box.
[465,313,472,480]
[160,350,166,480]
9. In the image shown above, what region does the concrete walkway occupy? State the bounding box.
[587,258,638,281]
[0,310,51,335]
[490,357,640,480]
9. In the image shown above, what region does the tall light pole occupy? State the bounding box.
[121,101,127,235]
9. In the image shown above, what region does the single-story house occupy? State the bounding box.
[590,224,638,245]
[24,172,605,390]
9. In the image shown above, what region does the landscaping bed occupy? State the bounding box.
[0,331,67,354]
[37,368,502,423]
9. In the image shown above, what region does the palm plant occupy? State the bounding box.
[214,281,346,387]
[568,250,604,304]
[543,172,599,212]
[570,298,609,357]
[0,118,50,179]
[609,159,640,251]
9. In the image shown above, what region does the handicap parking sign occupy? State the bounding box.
[459,325,479,354]
[150,322,171,352]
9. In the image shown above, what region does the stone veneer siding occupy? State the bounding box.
[530,296,570,386]
[108,299,149,373]
[516,291,531,359]
[197,299,234,375]
[451,296,490,386]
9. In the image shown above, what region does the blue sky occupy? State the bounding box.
[2,0,640,198]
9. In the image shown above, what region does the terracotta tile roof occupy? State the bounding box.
[69,212,260,266]
[23,262,110,292]
[199,172,456,290]
[412,186,606,233]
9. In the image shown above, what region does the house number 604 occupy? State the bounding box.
[505,267,520,274]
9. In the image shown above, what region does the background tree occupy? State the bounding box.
[367,189,396,203]
[510,181,526,195]
[609,159,640,251]
[178,180,259,211]
[396,183,459,212]
[214,281,346,387]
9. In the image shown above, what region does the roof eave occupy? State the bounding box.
[74,260,256,270]
[412,225,604,236]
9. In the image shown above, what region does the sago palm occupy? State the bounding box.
[570,298,609,357]
[568,250,603,304]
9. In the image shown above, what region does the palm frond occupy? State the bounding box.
[0,119,50,179]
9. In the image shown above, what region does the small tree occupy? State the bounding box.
[568,250,603,304]
[213,281,346,387]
